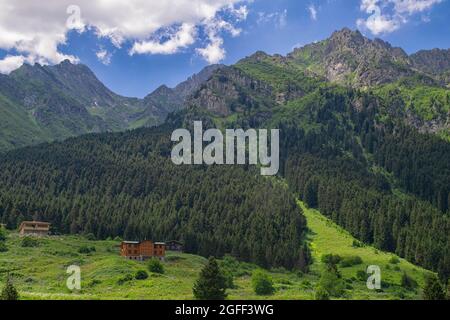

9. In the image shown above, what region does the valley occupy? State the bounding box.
[0,28,449,300]
[0,202,431,300]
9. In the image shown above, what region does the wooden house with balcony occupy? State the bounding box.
[18,221,51,236]
[120,240,165,261]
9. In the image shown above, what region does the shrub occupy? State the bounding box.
[78,246,96,254]
[147,258,165,274]
[135,270,149,280]
[423,276,445,300]
[85,233,96,241]
[389,257,400,264]
[315,286,330,300]
[321,254,342,266]
[21,237,39,248]
[251,270,275,296]
[401,272,418,290]
[356,270,367,282]
[0,242,7,252]
[88,279,102,287]
[1,275,19,300]
[117,274,133,285]
[339,256,363,268]
[352,240,363,248]
[0,228,6,241]
[318,268,345,298]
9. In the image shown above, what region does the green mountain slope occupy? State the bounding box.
[0,62,221,151]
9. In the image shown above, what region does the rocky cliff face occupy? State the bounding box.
[187,66,275,117]
[288,28,417,87]
[410,48,450,85]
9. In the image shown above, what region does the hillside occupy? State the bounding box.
[0,201,432,300]
[0,62,221,151]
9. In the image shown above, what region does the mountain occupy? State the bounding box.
[0,28,449,282]
[410,48,450,84]
[289,28,433,88]
[0,61,221,151]
[137,64,224,126]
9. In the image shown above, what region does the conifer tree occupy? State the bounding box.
[193,257,227,300]
[423,276,445,300]
[1,275,19,301]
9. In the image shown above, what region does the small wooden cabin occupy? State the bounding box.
[19,221,50,236]
[120,240,165,261]
[165,240,184,252]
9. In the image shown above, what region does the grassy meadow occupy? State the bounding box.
[0,202,433,300]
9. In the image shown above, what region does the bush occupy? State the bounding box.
[0,242,7,252]
[1,275,19,300]
[389,257,400,264]
[21,237,39,248]
[318,268,345,298]
[423,276,445,300]
[117,274,133,285]
[352,240,363,248]
[223,271,236,289]
[339,256,363,268]
[321,254,342,266]
[315,286,330,300]
[401,272,418,290]
[135,270,149,280]
[147,258,164,274]
[85,233,96,241]
[251,270,275,296]
[356,270,367,282]
[0,228,6,241]
[78,246,96,254]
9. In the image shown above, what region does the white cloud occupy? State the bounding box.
[357,0,442,35]
[96,48,112,65]
[130,23,197,55]
[308,4,318,21]
[0,0,247,73]
[196,38,226,64]
[257,10,288,29]
[0,55,26,74]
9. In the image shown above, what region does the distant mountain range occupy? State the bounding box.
[0,60,222,150]
[2,28,448,151]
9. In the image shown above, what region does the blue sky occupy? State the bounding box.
[0,0,449,98]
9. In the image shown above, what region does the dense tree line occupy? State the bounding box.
[0,125,308,270]
[273,87,450,281]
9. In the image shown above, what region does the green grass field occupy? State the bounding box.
[0,202,433,300]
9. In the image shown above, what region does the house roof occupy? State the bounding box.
[122,241,140,244]
[19,221,51,229]
[166,240,183,245]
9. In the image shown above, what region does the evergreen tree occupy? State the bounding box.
[423,276,445,300]
[193,257,227,300]
[1,275,19,300]
[251,270,275,296]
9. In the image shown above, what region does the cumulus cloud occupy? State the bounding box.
[130,23,197,55]
[0,55,26,74]
[0,0,248,73]
[96,48,112,65]
[357,0,443,35]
